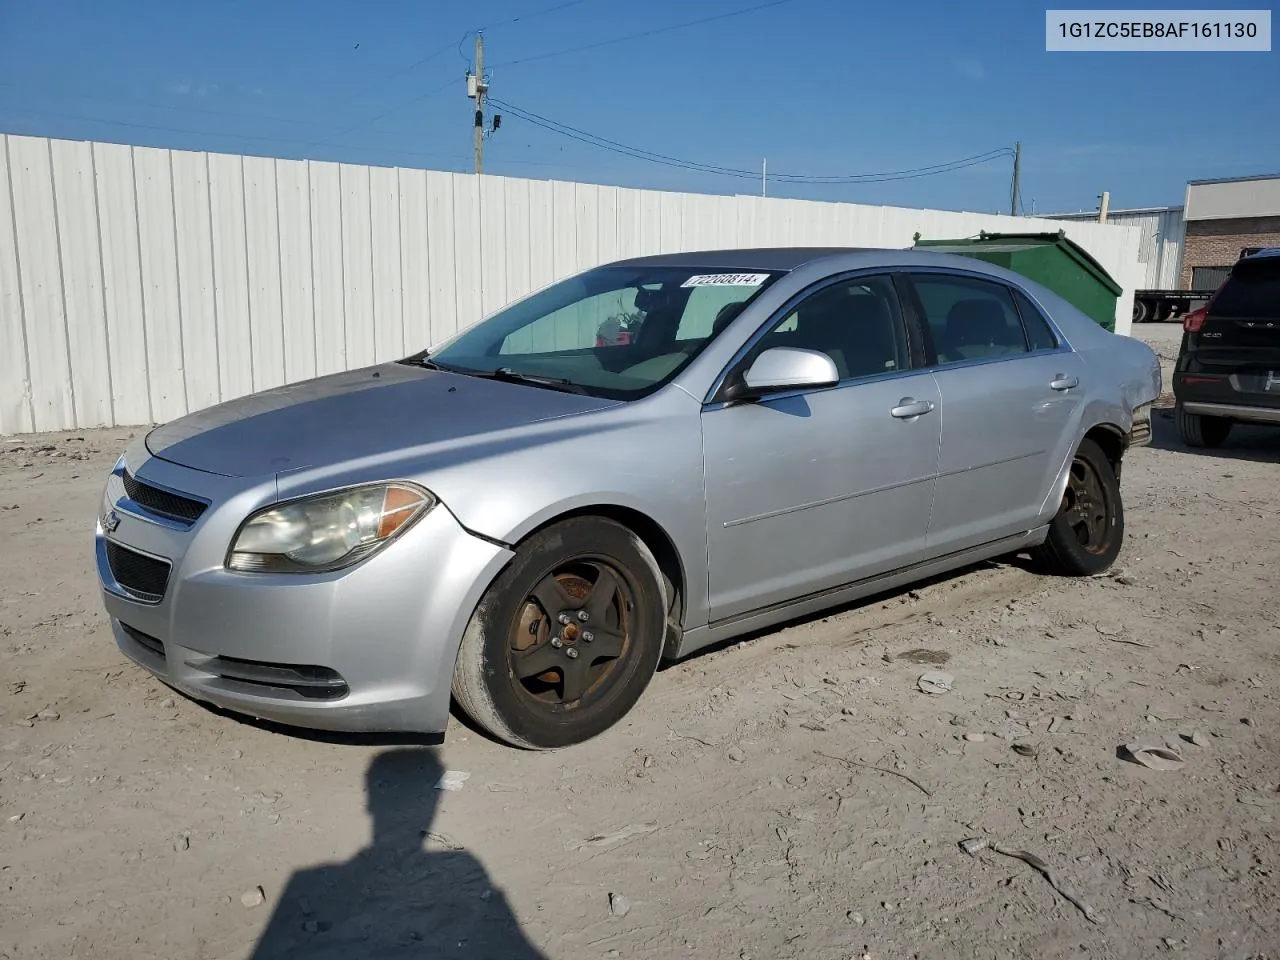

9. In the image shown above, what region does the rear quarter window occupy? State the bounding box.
[1012,288,1059,351]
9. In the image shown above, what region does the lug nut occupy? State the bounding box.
[582,631,594,643]
[565,647,579,659]
[558,613,573,625]
[576,610,590,622]
[550,637,563,648]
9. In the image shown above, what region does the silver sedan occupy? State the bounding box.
[96,248,1160,748]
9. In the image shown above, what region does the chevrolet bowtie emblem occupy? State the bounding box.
[102,510,121,533]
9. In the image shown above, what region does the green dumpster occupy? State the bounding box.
[913,230,1121,333]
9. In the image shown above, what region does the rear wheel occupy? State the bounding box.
[1175,404,1232,448]
[1032,438,1124,576]
[451,517,666,749]
[1132,298,1152,324]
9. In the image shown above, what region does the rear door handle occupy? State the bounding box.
[891,398,936,419]
[1049,375,1079,391]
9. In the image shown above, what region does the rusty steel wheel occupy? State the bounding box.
[451,517,666,749]
[508,562,634,707]
[1032,438,1124,577]
[1062,456,1111,554]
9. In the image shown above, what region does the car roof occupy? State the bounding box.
[607,247,888,271]
[1241,247,1280,261]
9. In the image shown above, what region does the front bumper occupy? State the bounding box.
[96,452,514,734]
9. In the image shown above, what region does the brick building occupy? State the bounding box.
[1180,174,1280,289]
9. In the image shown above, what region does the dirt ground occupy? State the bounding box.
[3,323,1278,960]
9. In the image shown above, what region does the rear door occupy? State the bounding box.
[1188,254,1280,406]
[901,271,1086,555]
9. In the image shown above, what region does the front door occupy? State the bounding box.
[701,274,941,622]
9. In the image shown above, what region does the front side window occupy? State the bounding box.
[909,274,1028,364]
[752,275,909,382]
[427,267,781,398]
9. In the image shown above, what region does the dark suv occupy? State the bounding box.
[1173,249,1280,447]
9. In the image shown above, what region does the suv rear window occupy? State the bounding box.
[1211,257,1280,318]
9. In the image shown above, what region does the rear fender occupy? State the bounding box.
[1036,415,1128,523]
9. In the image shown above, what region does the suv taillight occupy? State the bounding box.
[1184,279,1227,334]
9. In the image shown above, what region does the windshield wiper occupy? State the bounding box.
[400,349,444,370]
[482,367,587,394]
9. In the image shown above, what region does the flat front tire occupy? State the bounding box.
[451,517,666,749]
[1032,438,1124,576]
[1175,403,1232,448]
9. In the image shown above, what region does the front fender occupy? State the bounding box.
[424,395,713,632]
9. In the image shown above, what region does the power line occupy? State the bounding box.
[318,4,597,147]
[0,81,316,128]
[482,0,594,29]
[495,99,1011,183]
[311,74,460,146]
[0,81,459,146]
[0,106,630,174]
[0,106,467,161]
[489,0,800,67]
[489,96,1014,184]
[346,1,596,103]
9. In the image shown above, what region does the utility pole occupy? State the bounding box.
[1010,141,1021,216]
[1098,190,1110,223]
[467,34,488,174]
[762,158,767,197]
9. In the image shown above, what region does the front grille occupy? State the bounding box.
[106,542,171,602]
[120,623,165,659]
[122,471,207,524]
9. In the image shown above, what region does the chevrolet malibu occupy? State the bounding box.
[96,248,1160,748]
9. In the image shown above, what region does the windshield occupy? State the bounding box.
[425,266,782,398]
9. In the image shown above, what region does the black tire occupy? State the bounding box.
[1132,299,1152,324]
[1175,404,1232,448]
[451,517,666,749]
[1031,438,1124,577]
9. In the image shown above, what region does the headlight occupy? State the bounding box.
[99,456,125,527]
[226,482,435,573]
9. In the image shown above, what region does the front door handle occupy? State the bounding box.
[891,398,936,419]
[1049,375,1079,391]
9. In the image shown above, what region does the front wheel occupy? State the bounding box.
[1031,438,1124,576]
[451,517,667,749]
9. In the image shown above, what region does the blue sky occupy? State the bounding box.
[1,0,1276,214]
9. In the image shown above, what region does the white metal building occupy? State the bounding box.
[1049,206,1185,291]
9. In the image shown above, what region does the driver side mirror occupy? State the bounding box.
[724,347,839,402]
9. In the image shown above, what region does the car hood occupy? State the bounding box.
[145,363,618,478]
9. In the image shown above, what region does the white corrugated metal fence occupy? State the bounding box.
[1,133,1142,435]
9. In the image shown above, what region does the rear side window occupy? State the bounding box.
[1011,288,1059,351]
[1212,258,1280,318]
[908,274,1028,364]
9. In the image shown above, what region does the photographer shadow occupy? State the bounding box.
[251,748,545,959]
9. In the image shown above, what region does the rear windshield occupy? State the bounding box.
[1213,257,1280,318]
